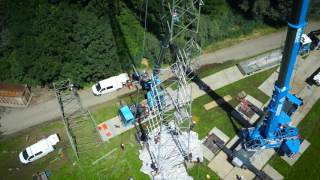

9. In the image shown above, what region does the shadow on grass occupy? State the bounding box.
[188,71,252,135]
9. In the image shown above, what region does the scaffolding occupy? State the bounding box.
[138,0,204,178]
[53,79,100,160]
[139,46,203,177]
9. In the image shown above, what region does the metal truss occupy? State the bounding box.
[165,0,203,41]
[142,53,194,173]
[53,79,100,160]
[164,0,203,73]
[139,0,203,176]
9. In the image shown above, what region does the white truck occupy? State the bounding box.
[19,134,60,164]
[313,72,320,86]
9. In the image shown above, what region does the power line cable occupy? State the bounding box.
[142,0,149,58]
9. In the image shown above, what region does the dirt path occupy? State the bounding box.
[1,21,320,135]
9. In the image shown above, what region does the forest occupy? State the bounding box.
[0,0,319,87]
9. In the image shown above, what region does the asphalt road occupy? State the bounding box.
[1,21,320,135]
[195,20,320,66]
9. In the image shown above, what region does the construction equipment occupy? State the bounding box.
[300,33,312,54]
[244,0,309,157]
[313,71,320,86]
[299,29,320,54]
[308,29,320,50]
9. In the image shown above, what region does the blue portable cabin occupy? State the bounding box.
[119,105,135,126]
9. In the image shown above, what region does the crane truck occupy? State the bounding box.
[244,0,310,157]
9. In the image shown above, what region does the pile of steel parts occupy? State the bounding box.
[139,122,203,180]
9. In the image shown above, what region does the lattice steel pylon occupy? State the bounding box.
[53,79,100,160]
[158,0,204,77]
[138,0,203,178]
[166,0,203,40]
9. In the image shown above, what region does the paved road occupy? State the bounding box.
[0,87,136,135]
[195,21,320,66]
[1,21,320,135]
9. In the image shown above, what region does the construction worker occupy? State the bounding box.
[172,10,180,23]
[121,143,125,150]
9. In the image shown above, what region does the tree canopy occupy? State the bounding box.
[0,0,318,87]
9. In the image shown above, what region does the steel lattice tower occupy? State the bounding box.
[140,0,203,177]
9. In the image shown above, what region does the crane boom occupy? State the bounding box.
[244,0,310,156]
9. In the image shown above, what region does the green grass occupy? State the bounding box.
[192,68,275,138]
[90,100,120,124]
[204,25,281,53]
[269,99,320,180]
[187,159,219,179]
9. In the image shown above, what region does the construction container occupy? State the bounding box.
[0,82,32,108]
[119,105,135,126]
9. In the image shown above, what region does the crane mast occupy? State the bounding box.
[244,0,310,156]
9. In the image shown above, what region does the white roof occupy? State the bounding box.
[28,139,50,154]
[301,34,312,45]
[26,134,59,155]
[46,134,60,146]
[99,77,119,87]
[313,73,320,81]
[98,73,128,87]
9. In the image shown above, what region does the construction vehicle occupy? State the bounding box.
[299,29,320,54]
[244,0,309,157]
[300,33,312,54]
[308,29,320,50]
[313,71,320,86]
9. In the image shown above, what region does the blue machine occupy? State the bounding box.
[145,41,167,109]
[244,0,309,156]
[119,105,135,126]
[146,75,164,109]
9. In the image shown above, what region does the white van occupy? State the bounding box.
[92,73,129,96]
[19,134,60,164]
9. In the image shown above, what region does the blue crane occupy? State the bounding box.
[244,0,310,157]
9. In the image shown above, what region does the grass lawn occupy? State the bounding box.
[269,99,320,180]
[192,68,275,139]
[91,102,119,124]
[187,159,219,179]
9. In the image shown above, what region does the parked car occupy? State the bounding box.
[92,73,129,96]
[19,134,60,164]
